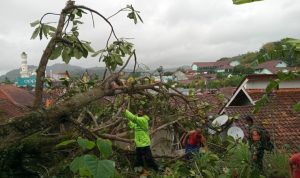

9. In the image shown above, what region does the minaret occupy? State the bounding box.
[20,52,29,78]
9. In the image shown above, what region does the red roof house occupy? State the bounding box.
[219,74,300,152]
[254,60,289,74]
[192,58,240,74]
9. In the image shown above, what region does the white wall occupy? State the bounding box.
[244,81,269,89]
[230,60,240,67]
[254,69,273,74]
[192,64,198,71]
[245,80,300,89]
[279,80,300,88]
[174,71,188,80]
[275,61,287,68]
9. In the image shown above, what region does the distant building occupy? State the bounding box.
[48,70,69,81]
[173,71,188,81]
[153,75,175,83]
[16,52,36,88]
[192,59,240,74]
[20,52,30,78]
[254,60,289,74]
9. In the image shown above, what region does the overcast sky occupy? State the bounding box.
[0,0,300,75]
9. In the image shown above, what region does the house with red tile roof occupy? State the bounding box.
[192,58,240,74]
[219,74,300,152]
[254,60,289,74]
[0,84,34,123]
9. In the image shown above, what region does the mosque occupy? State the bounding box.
[16,52,36,88]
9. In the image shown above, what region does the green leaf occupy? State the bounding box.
[50,45,63,60]
[217,175,228,178]
[47,25,57,32]
[73,20,83,25]
[136,13,144,23]
[76,10,82,17]
[39,25,43,40]
[233,0,263,5]
[119,45,129,55]
[82,42,95,53]
[56,139,76,148]
[73,47,83,59]
[62,47,72,64]
[202,169,214,178]
[42,25,50,39]
[111,63,117,71]
[79,167,91,177]
[253,94,269,113]
[266,79,279,94]
[73,31,79,37]
[133,13,137,24]
[115,55,123,66]
[84,155,115,178]
[96,138,112,159]
[127,12,134,20]
[30,26,41,40]
[293,101,300,111]
[77,137,95,150]
[91,49,105,57]
[30,20,40,27]
[70,156,85,173]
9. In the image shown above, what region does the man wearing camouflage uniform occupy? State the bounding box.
[245,115,272,174]
[249,129,265,173]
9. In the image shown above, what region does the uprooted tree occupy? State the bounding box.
[0,1,215,177]
[1,0,297,177]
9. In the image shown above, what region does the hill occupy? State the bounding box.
[226,38,300,67]
[0,63,191,83]
[0,64,107,83]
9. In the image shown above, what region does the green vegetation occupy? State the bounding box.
[235,38,300,67]
[1,0,299,178]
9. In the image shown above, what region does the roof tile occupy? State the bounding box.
[224,89,300,153]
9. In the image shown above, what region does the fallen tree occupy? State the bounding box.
[0,1,213,177]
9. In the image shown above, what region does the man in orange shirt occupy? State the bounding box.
[289,153,300,178]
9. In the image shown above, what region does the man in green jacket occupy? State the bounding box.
[124,109,158,172]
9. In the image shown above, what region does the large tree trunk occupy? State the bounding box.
[34,1,75,108]
[0,74,120,149]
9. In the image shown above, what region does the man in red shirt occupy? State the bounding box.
[182,128,206,160]
[289,153,300,178]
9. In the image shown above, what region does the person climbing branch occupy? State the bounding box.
[123,108,158,175]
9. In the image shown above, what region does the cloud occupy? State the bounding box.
[0,0,300,74]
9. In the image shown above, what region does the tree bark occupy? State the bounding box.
[34,1,75,108]
[0,74,119,149]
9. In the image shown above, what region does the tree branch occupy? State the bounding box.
[34,1,75,108]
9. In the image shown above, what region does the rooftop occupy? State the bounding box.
[0,85,34,123]
[255,60,287,73]
[225,88,300,153]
